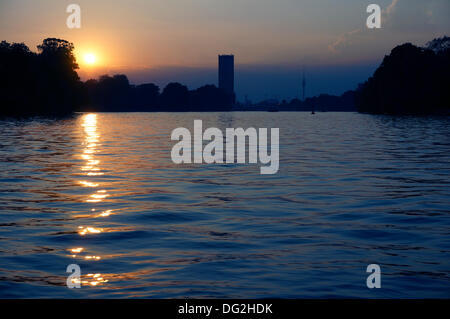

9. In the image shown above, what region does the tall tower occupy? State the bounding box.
[302,68,306,101]
[218,55,234,100]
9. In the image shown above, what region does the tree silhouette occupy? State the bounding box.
[133,83,159,111]
[0,38,82,116]
[160,82,189,111]
[189,85,233,111]
[355,37,449,114]
[2,36,448,116]
[0,41,36,115]
[36,38,81,114]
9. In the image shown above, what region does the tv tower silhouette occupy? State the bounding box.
[302,67,306,101]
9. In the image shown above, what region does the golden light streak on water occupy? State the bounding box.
[85,255,101,260]
[79,181,99,187]
[97,210,113,217]
[78,226,103,236]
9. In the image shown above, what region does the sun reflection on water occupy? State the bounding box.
[86,190,110,203]
[80,114,104,177]
[97,209,113,217]
[70,113,116,287]
[68,273,109,287]
[85,255,101,260]
[79,180,99,187]
[78,226,103,236]
[79,114,111,205]
[84,273,109,286]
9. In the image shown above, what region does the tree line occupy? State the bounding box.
[355,36,450,114]
[0,38,83,116]
[83,75,232,112]
[249,36,449,114]
[1,36,449,117]
[0,38,233,117]
[263,91,356,112]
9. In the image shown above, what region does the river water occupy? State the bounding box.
[0,112,449,298]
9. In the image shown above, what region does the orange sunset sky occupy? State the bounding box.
[1,0,449,100]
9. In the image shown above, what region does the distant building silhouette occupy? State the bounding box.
[218,54,234,103]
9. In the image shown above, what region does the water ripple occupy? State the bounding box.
[0,112,449,298]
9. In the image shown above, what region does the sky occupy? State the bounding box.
[0,0,449,101]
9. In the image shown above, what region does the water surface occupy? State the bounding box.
[0,112,449,298]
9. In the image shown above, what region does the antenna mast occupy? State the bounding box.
[302,67,306,101]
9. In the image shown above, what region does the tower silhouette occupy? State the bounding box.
[218,54,235,105]
[219,55,234,92]
[302,67,306,101]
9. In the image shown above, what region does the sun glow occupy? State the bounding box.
[83,53,97,65]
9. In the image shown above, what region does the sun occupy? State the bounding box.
[84,53,97,65]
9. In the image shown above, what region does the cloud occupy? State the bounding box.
[386,0,400,15]
[328,0,400,53]
[328,28,361,53]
